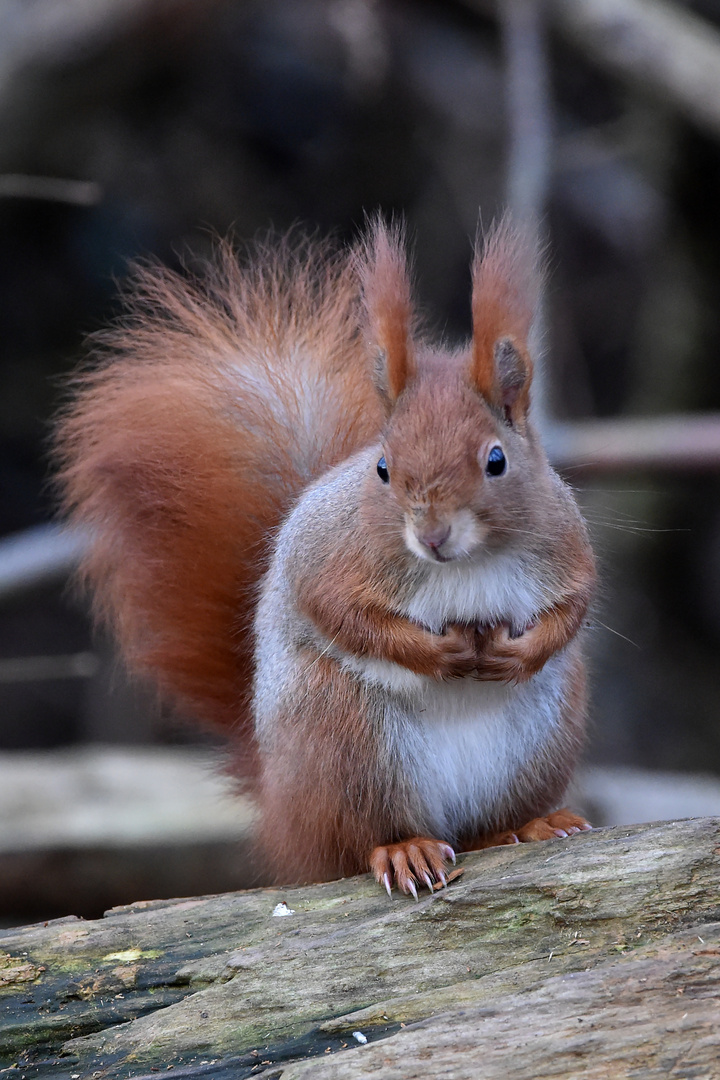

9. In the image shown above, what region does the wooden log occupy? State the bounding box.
[0,748,260,922]
[1,817,719,1077]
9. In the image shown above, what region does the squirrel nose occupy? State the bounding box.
[419,524,451,553]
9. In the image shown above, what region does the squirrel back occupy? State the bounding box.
[54,235,384,755]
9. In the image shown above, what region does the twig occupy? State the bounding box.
[545,413,720,473]
[0,174,102,205]
[498,0,553,429]
[549,0,720,141]
[0,653,98,683]
[462,0,720,142]
[499,0,552,230]
[0,523,88,602]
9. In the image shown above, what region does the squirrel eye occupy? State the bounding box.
[377,456,390,483]
[486,445,507,477]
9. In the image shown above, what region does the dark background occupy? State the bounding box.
[2,0,720,775]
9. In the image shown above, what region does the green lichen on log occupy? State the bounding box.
[0,818,719,1078]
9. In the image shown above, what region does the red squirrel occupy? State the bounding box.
[55,217,596,896]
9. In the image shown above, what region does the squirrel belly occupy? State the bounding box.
[253,450,588,884]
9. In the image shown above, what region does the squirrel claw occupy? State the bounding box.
[439,843,456,864]
[370,837,455,898]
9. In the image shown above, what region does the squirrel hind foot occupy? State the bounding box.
[469,809,592,850]
[512,809,592,841]
[370,837,456,898]
[537,809,593,839]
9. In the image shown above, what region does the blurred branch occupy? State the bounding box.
[553,120,667,255]
[0,652,98,683]
[546,414,720,473]
[499,0,552,230]
[549,0,720,140]
[462,0,720,142]
[0,174,102,204]
[0,0,149,90]
[0,524,88,602]
[0,0,212,100]
[499,0,553,428]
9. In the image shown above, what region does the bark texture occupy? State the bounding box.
[1,817,719,1078]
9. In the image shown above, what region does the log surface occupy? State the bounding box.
[1,817,719,1078]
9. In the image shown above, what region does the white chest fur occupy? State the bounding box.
[386,658,565,840]
[402,551,544,632]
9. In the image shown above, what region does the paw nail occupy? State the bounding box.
[553,829,569,838]
[422,873,434,893]
[383,873,392,897]
[441,844,456,864]
[408,880,418,901]
[581,823,593,830]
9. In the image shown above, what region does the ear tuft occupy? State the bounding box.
[471,215,539,424]
[356,215,416,407]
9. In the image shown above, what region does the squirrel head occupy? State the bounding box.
[357,215,545,565]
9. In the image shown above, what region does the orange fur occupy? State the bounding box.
[472,584,595,683]
[296,547,480,678]
[257,655,425,883]
[356,216,416,404]
[471,216,538,422]
[54,236,384,763]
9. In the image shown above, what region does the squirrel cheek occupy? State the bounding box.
[403,519,436,562]
[449,509,486,557]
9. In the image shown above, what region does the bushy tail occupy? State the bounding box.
[54,235,383,759]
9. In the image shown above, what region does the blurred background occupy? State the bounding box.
[2,0,720,925]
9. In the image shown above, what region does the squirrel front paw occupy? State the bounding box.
[472,622,541,682]
[430,624,482,679]
[370,837,456,898]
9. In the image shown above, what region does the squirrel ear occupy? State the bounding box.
[356,216,416,408]
[470,216,538,425]
[493,336,532,424]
